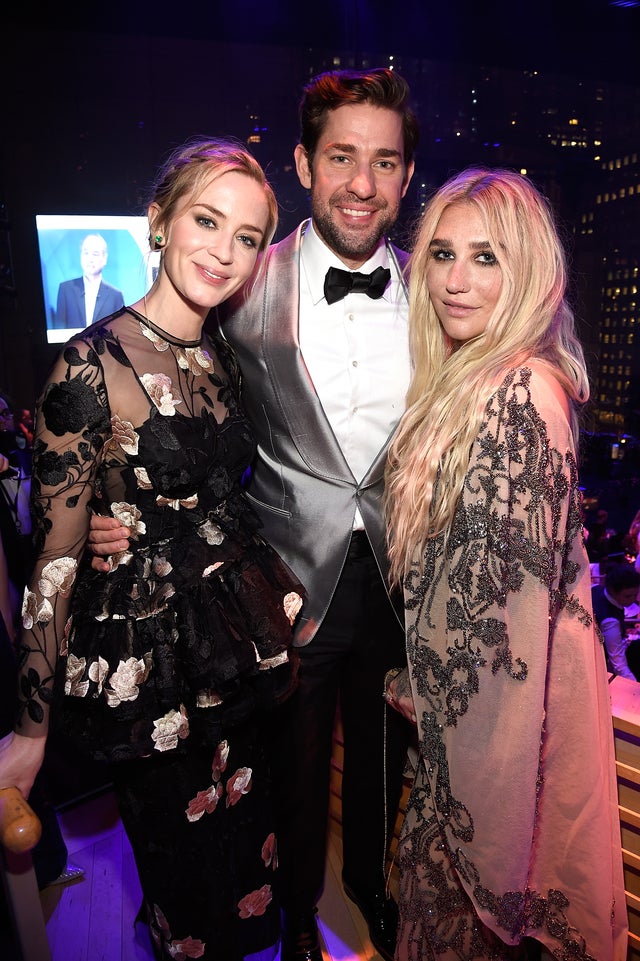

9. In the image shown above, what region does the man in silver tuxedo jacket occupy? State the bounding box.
[219,68,418,961]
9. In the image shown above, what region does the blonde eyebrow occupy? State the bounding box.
[429,237,492,250]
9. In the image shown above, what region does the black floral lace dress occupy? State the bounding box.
[15,306,305,961]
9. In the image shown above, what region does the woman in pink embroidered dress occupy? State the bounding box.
[384,168,627,961]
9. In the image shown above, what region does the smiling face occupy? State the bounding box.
[425,202,503,348]
[156,169,270,313]
[294,102,414,269]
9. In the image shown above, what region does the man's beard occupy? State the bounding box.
[310,196,399,264]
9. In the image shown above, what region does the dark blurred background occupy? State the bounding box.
[2,0,640,532]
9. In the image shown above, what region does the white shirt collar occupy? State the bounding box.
[604,587,625,610]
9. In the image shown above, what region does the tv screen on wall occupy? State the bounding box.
[35,215,160,344]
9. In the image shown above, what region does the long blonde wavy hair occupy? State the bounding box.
[384,167,590,587]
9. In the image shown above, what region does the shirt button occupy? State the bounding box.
[352,360,358,367]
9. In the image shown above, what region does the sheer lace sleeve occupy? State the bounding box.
[15,337,111,737]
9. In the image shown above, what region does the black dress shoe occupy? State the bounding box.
[343,882,398,961]
[281,908,323,961]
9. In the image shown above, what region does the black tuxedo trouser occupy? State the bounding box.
[272,532,409,914]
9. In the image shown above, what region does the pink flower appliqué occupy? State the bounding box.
[212,740,230,780]
[185,783,223,823]
[176,345,214,375]
[283,591,303,625]
[111,414,140,456]
[261,832,278,870]
[39,557,77,598]
[140,372,181,416]
[169,936,206,959]
[151,704,190,752]
[226,767,252,807]
[149,903,205,959]
[238,884,273,919]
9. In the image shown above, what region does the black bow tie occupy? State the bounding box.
[323,265,391,305]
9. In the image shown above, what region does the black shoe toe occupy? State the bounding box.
[281,909,323,961]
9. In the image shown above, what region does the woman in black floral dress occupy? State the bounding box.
[0,139,304,961]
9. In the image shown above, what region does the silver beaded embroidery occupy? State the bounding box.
[396,368,598,961]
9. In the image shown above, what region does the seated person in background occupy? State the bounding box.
[585,507,619,564]
[55,233,124,329]
[624,507,640,573]
[15,408,34,447]
[592,561,640,680]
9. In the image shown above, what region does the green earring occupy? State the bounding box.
[155,235,163,244]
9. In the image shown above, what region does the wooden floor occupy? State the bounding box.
[33,788,389,961]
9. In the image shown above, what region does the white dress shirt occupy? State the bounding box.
[298,220,411,529]
[83,276,100,326]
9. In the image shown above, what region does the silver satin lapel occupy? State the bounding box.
[261,224,356,483]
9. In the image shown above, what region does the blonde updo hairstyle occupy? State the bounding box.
[147,137,278,253]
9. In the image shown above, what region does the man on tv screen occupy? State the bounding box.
[55,233,124,328]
